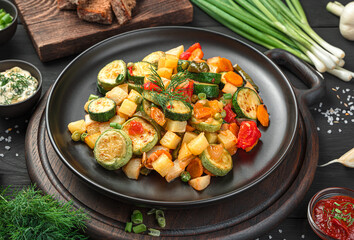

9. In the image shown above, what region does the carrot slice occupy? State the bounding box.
[208,100,221,113]
[194,107,213,119]
[228,123,239,137]
[186,124,195,132]
[207,57,233,73]
[224,71,243,87]
[256,104,269,127]
[188,48,204,61]
[186,158,204,179]
[204,168,215,176]
[151,107,166,126]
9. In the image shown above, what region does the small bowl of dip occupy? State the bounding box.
[0,0,18,44]
[307,187,354,240]
[0,59,42,118]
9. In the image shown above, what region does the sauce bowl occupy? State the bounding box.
[307,187,354,240]
[0,0,18,45]
[0,60,42,118]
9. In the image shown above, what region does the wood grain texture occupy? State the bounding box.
[25,89,318,239]
[13,0,193,62]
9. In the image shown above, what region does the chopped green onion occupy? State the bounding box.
[125,222,132,232]
[221,110,227,118]
[180,171,191,182]
[198,92,206,100]
[71,131,81,142]
[223,93,232,100]
[148,228,161,237]
[147,208,157,215]
[110,122,122,129]
[88,94,99,101]
[131,210,143,224]
[155,210,166,228]
[80,132,88,142]
[335,208,342,214]
[0,13,12,25]
[334,202,341,206]
[132,224,147,234]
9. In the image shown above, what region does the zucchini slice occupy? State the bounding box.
[233,64,259,92]
[142,90,161,106]
[97,60,127,92]
[186,72,221,84]
[142,51,165,67]
[141,99,152,116]
[122,117,159,155]
[127,61,156,84]
[133,111,163,140]
[232,87,261,119]
[88,97,116,122]
[94,129,132,170]
[193,82,220,99]
[200,145,232,176]
[97,82,108,95]
[165,100,192,121]
[128,82,143,94]
[190,116,223,132]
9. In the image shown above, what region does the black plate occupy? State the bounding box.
[46,27,298,207]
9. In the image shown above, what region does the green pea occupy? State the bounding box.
[214,112,222,120]
[181,61,190,70]
[132,224,147,234]
[80,132,88,142]
[221,110,227,118]
[180,171,191,182]
[71,131,81,142]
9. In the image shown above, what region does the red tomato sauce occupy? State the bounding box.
[313,195,354,240]
[129,121,144,135]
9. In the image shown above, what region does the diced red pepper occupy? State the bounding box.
[175,80,194,102]
[236,121,261,150]
[129,120,144,135]
[179,51,192,60]
[179,43,202,60]
[143,82,161,92]
[223,103,237,123]
[128,66,133,75]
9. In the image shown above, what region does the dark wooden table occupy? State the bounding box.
[1,0,353,239]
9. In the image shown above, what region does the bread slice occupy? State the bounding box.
[58,0,76,10]
[77,0,113,25]
[111,0,136,25]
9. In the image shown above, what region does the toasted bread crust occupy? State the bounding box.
[77,0,113,25]
[111,0,136,25]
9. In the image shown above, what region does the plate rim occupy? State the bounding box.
[45,26,299,207]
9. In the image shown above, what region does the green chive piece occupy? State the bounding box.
[125,222,132,232]
[88,94,99,101]
[110,122,122,129]
[180,171,191,182]
[147,208,157,215]
[80,132,88,142]
[148,228,161,237]
[132,223,147,234]
[198,92,206,100]
[335,208,342,214]
[334,202,340,206]
[0,13,12,24]
[71,131,81,142]
[131,210,143,224]
[156,210,166,228]
[223,93,232,99]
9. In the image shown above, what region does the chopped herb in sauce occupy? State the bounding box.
[0,67,38,105]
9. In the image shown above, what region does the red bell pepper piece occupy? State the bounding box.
[223,103,237,123]
[143,82,161,92]
[179,43,202,60]
[175,80,194,101]
[236,121,261,150]
[128,66,133,75]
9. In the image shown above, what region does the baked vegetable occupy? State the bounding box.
[122,117,158,155]
[142,51,166,67]
[232,87,261,119]
[193,82,220,99]
[94,129,133,170]
[128,62,156,84]
[186,72,221,84]
[97,60,127,92]
[88,97,116,122]
[165,100,192,121]
[200,144,232,176]
[190,116,223,132]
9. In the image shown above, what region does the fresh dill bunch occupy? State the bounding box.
[147,68,191,108]
[0,185,89,240]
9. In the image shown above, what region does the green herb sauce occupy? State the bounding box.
[0,67,38,105]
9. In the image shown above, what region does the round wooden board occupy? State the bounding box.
[25,90,318,240]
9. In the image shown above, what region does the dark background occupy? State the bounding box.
[0,0,353,239]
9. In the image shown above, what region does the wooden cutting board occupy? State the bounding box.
[13,0,193,62]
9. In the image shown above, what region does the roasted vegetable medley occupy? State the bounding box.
[68,43,270,191]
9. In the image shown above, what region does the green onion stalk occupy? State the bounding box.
[190,0,353,81]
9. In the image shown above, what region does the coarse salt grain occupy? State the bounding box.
[328,130,332,134]
[301,235,305,239]
[269,235,272,239]
[0,153,4,157]
[339,129,342,132]
[278,229,283,233]
[14,125,18,128]
[5,146,10,150]
[317,127,320,131]
[15,153,19,156]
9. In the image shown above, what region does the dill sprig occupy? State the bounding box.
[0,185,89,240]
[147,68,191,109]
